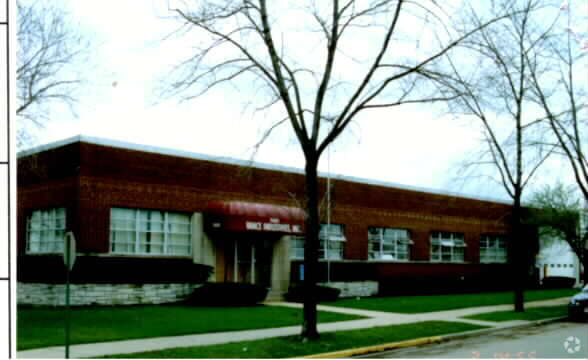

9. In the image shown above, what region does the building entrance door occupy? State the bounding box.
[234,238,272,288]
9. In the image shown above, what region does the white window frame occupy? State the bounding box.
[580,209,588,238]
[289,224,346,260]
[480,234,507,263]
[319,224,346,260]
[430,231,466,262]
[110,207,192,256]
[289,235,305,260]
[368,227,412,261]
[26,207,67,254]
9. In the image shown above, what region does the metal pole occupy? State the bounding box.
[327,145,331,284]
[65,234,71,359]
[251,244,255,284]
[234,241,238,282]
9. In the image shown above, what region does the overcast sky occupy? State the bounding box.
[21,0,580,203]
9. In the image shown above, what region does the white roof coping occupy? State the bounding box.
[18,135,512,205]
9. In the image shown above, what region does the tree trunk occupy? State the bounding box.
[301,153,320,340]
[582,257,587,286]
[582,234,588,286]
[512,193,525,312]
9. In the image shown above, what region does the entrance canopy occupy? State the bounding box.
[206,201,305,234]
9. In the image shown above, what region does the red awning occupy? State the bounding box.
[206,201,305,234]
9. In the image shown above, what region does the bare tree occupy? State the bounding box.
[16,0,89,147]
[522,1,588,273]
[162,0,505,339]
[437,0,559,312]
[525,1,588,204]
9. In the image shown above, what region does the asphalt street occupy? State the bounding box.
[362,321,588,359]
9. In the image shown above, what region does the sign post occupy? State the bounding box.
[63,232,76,359]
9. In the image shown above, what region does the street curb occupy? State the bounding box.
[301,336,444,359]
[440,316,568,343]
[302,316,568,359]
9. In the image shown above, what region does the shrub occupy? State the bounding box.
[17,255,214,284]
[284,283,341,303]
[541,277,575,289]
[184,282,269,306]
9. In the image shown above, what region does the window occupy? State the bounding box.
[289,224,346,260]
[290,235,305,260]
[480,234,507,263]
[581,210,588,236]
[26,207,66,253]
[319,224,346,259]
[368,227,412,260]
[110,208,192,256]
[430,231,466,262]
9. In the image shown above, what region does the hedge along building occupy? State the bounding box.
[17,136,538,306]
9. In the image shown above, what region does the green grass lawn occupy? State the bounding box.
[463,305,568,322]
[326,289,576,314]
[104,320,487,358]
[17,304,362,351]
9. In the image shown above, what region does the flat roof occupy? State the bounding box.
[18,135,512,205]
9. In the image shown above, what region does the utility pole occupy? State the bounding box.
[63,232,76,359]
[327,145,331,284]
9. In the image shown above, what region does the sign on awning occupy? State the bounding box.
[206,201,305,234]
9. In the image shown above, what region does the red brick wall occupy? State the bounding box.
[18,143,81,186]
[18,141,518,268]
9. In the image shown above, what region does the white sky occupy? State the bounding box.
[22,0,581,203]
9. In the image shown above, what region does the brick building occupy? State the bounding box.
[17,136,537,306]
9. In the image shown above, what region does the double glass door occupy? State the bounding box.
[234,239,272,288]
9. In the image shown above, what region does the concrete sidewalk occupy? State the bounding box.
[17,297,570,359]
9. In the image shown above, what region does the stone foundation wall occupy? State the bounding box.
[18,283,200,306]
[319,281,378,298]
